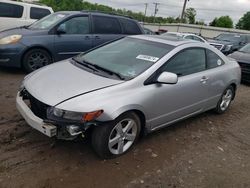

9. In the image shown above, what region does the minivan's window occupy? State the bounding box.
[58,16,89,34]
[206,49,224,69]
[93,16,121,34]
[120,18,141,34]
[76,38,173,79]
[163,48,206,76]
[29,13,67,29]
[30,7,51,20]
[0,2,23,18]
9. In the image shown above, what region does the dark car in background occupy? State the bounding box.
[228,43,250,83]
[143,27,155,35]
[209,33,250,55]
[0,11,144,72]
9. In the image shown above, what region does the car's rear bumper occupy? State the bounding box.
[16,92,57,137]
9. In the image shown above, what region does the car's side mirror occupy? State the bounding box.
[157,72,178,84]
[57,25,66,35]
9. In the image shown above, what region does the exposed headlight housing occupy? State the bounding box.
[0,35,22,45]
[47,107,103,123]
[224,45,233,52]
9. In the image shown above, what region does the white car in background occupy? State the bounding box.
[162,32,207,43]
[0,0,53,32]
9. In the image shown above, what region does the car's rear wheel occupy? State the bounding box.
[22,48,52,73]
[91,112,141,159]
[214,85,234,114]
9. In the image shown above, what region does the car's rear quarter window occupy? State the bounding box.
[206,49,225,69]
[30,7,51,20]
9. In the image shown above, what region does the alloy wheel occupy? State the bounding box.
[220,89,233,111]
[108,118,138,155]
[27,52,50,70]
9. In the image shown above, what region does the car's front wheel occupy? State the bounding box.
[214,85,235,114]
[92,112,141,159]
[22,48,52,73]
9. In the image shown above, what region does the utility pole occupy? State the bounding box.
[144,3,148,24]
[153,2,160,23]
[181,0,189,23]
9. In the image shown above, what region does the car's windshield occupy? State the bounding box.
[29,13,67,30]
[75,37,174,80]
[215,34,241,42]
[239,43,250,53]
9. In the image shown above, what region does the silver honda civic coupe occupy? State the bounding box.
[16,35,241,158]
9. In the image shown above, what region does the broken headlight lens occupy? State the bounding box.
[47,107,103,123]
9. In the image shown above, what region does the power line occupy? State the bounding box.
[109,1,249,13]
[160,2,248,13]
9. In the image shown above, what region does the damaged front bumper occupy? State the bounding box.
[16,91,57,137]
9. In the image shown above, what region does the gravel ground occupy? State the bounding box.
[0,67,250,188]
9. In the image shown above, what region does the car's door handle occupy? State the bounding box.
[85,36,91,40]
[95,36,101,39]
[200,76,209,83]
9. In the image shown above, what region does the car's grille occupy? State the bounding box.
[210,43,224,50]
[21,89,49,119]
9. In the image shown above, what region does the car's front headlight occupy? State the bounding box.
[47,107,104,123]
[224,45,232,52]
[0,35,22,45]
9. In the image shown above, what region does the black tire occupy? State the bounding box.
[22,48,52,73]
[91,112,141,159]
[214,85,235,114]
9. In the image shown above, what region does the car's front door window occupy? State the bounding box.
[162,48,206,76]
[58,16,90,34]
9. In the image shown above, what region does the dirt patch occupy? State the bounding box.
[0,68,250,188]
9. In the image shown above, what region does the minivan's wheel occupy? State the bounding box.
[214,86,234,114]
[92,112,141,159]
[22,48,52,73]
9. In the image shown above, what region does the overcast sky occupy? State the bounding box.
[88,0,250,24]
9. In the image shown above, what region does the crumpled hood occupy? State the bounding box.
[24,60,124,106]
[228,51,250,64]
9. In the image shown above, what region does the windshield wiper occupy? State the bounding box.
[72,57,98,72]
[73,57,125,80]
[90,63,125,80]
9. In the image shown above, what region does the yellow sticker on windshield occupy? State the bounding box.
[136,55,159,62]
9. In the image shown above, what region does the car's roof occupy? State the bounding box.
[56,11,134,20]
[130,35,198,46]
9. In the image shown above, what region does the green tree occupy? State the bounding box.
[209,16,233,28]
[39,0,181,24]
[185,8,196,24]
[209,17,218,26]
[236,12,250,30]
